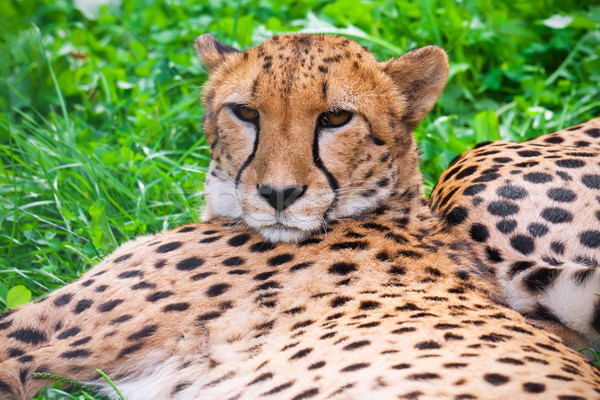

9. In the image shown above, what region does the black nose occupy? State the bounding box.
[257,185,307,212]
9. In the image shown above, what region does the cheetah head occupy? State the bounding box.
[197,34,448,242]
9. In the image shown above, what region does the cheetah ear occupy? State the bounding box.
[383,46,448,132]
[194,34,240,73]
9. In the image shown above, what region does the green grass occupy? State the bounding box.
[0,0,599,397]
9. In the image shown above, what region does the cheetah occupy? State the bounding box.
[430,118,600,350]
[1,34,600,400]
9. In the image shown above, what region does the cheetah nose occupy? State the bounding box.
[257,185,307,212]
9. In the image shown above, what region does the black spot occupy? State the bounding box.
[497,185,528,200]
[527,223,549,238]
[483,373,509,385]
[60,349,91,359]
[523,172,552,184]
[508,261,534,277]
[541,207,573,224]
[547,188,576,202]
[146,291,174,302]
[524,268,561,293]
[328,262,357,275]
[515,161,538,168]
[343,340,370,350]
[191,272,214,280]
[309,361,326,369]
[268,254,294,266]
[487,201,519,216]
[463,184,486,196]
[247,372,273,386]
[156,242,182,253]
[254,271,277,281]
[206,283,230,297]
[111,315,133,324]
[472,173,499,183]
[544,136,564,144]
[70,337,91,347]
[54,294,73,307]
[199,236,220,243]
[80,279,94,287]
[485,247,504,263]
[228,234,251,247]
[176,257,205,271]
[98,299,124,312]
[586,128,600,138]
[551,241,565,255]
[117,270,143,279]
[444,363,469,369]
[415,341,440,350]
[95,285,109,292]
[493,157,513,163]
[469,224,489,242]
[497,357,524,365]
[292,388,319,400]
[198,311,222,321]
[298,238,322,246]
[497,219,517,234]
[580,231,600,248]
[154,260,166,269]
[330,296,352,307]
[128,325,158,340]
[407,373,440,380]
[517,150,541,157]
[556,159,585,168]
[582,174,600,189]
[249,241,277,252]
[131,281,157,290]
[222,257,244,266]
[444,333,463,340]
[445,207,469,225]
[163,302,191,312]
[73,299,93,314]
[480,333,511,342]
[359,300,380,310]
[330,241,367,251]
[290,262,313,272]
[340,363,370,372]
[455,165,478,180]
[17,355,34,363]
[556,171,573,181]
[177,226,196,233]
[118,343,143,358]
[8,348,24,358]
[256,281,281,291]
[114,253,132,263]
[510,235,535,255]
[290,348,312,360]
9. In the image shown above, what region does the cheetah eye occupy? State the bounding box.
[318,110,353,128]
[232,105,259,123]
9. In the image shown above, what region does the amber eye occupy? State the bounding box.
[318,110,353,128]
[232,105,259,123]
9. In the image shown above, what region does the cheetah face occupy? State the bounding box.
[196,34,448,242]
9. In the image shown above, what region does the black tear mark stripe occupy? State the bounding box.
[314,116,341,217]
[235,109,261,184]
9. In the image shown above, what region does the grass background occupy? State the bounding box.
[0,0,599,397]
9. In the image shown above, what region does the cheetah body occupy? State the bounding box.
[431,118,600,349]
[0,34,599,400]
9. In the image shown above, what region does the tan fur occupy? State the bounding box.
[431,117,600,350]
[1,35,599,400]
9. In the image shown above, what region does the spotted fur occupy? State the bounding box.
[0,35,599,400]
[431,118,600,350]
